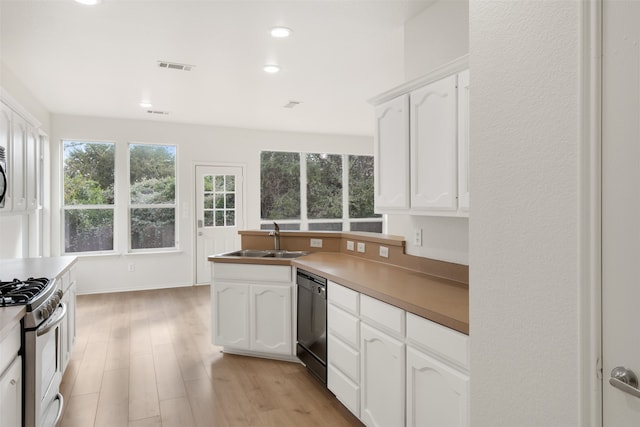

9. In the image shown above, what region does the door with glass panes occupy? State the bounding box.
[195,165,244,284]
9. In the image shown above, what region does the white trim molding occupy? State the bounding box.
[578,0,602,426]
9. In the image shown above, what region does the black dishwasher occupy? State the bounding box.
[296,268,327,384]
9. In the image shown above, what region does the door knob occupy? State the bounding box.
[609,366,640,398]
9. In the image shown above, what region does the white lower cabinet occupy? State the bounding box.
[0,323,21,427]
[327,281,361,417]
[251,284,292,354]
[212,264,293,357]
[327,282,470,427]
[360,323,405,427]
[0,357,21,427]
[406,346,469,427]
[60,268,77,372]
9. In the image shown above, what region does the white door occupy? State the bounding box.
[195,165,244,284]
[602,1,640,424]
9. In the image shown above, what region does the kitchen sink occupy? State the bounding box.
[221,249,310,259]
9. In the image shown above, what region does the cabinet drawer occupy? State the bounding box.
[406,313,469,370]
[328,365,360,418]
[328,303,359,348]
[0,323,20,375]
[360,294,405,338]
[328,335,359,383]
[213,263,292,283]
[328,281,359,314]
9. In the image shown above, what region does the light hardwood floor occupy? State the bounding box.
[59,285,362,427]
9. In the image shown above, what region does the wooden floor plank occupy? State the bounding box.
[60,285,362,427]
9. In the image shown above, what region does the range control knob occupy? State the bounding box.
[41,305,50,319]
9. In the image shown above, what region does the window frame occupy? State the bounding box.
[259,150,382,232]
[61,139,180,256]
[61,139,118,255]
[127,142,178,253]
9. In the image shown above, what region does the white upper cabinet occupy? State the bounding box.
[410,75,458,211]
[370,57,469,217]
[10,113,26,212]
[0,99,42,213]
[374,94,410,211]
[457,69,470,211]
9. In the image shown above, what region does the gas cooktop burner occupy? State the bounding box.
[0,277,50,306]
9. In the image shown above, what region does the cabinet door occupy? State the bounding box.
[25,124,39,210]
[250,284,292,355]
[406,346,469,427]
[457,70,470,211]
[10,113,26,211]
[410,75,458,211]
[374,94,410,211]
[212,283,250,349]
[0,103,11,211]
[360,323,405,427]
[0,356,22,427]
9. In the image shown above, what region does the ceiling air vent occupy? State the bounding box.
[158,61,194,71]
[147,110,170,115]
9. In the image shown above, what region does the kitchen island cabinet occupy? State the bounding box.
[211,263,295,359]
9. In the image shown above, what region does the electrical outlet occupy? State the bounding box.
[346,240,355,251]
[379,246,389,258]
[128,263,135,272]
[413,228,423,246]
[310,238,323,248]
[357,242,366,253]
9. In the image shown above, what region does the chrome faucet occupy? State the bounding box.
[269,221,281,250]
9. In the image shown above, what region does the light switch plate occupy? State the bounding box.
[310,238,323,248]
[346,240,355,251]
[357,242,366,253]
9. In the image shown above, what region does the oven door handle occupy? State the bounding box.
[53,392,64,426]
[37,302,67,337]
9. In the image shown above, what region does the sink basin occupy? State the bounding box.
[221,249,310,259]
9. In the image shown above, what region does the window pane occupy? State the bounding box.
[215,194,224,209]
[130,208,175,249]
[215,176,224,191]
[204,211,214,227]
[225,210,235,226]
[309,222,343,231]
[130,144,176,204]
[261,151,300,219]
[64,209,114,252]
[204,194,213,209]
[350,221,383,233]
[307,153,342,219]
[225,194,235,209]
[225,175,235,192]
[215,211,225,226]
[204,175,213,191]
[63,141,115,205]
[349,155,380,218]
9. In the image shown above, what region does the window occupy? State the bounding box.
[63,140,177,254]
[260,151,381,232]
[129,143,176,250]
[203,174,236,227]
[63,141,115,253]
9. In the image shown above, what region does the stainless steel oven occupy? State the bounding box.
[296,269,327,384]
[1,277,66,427]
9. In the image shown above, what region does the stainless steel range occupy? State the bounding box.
[0,277,66,427]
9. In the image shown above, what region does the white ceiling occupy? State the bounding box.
[0,0,431,136]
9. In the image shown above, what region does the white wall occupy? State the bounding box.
[50,114,372,294]
[387,0,469,265]
[469,1,581,425]
[404,0,469,81]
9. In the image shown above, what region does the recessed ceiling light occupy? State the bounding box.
[263,64,281,74]
[140,101,153,108]
[75,0,102,5]
[270,27,293,38]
